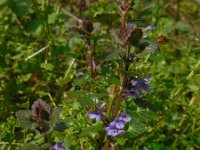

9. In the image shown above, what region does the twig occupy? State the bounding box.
[25,45,49,61]
[62,8,82,23]
[64,58,76,80]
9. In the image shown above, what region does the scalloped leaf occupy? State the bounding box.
[131,109,155,123]
[136,40,159,57]
[127,121,146,138]
[16,110,36,129]
[72,73,90,86]
[53,120,67,132]
[67,90,104,106]
[110,28,124,45]
[48,107,62,132]
[79,123,103,137]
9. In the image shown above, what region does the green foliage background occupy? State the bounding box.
[0,0,200,149]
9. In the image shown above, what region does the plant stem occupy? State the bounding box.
[104,3,131,149]
[86,45,95,77]
[113,61,129,117]
[25,45,49,61]
[106,84,116,118]
[121,11,126,29]
[62,8,82,23]
[104,139,110,150]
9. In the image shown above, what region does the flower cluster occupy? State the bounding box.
[125,77,151,98]
[50,143,65,150]
[106,112,131,137]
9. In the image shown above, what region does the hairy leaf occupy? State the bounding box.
[49,107,62,132]
[16,110,36,129]
[79,123,103,137]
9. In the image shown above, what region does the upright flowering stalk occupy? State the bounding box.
[75,0,156,149]
[103,0,157,149]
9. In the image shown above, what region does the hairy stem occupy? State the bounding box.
[121,11,126,29]
[104,139,111,150]
[86,45,95,77]
[106,84,116,118]
[113,61,129,117]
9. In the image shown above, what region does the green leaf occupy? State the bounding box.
[191,47,200,52]
[49,107,62,132]
[189,74,200,92]
[40,63,55,71]
[40,143,52,150]
[106,76,120,85]
[67,90,88,97]
[64,137,76,150]
[26,19,43,37]
[20,143,40,150]
[128,121,146,137]
[110,28,124,45]
[194,0,200,5]
[72,73,90,86]
[68,37,84,49]
[175,21,192,32]
[15,110,36,129]
[136,40,158,57]
[189,85,199,92]
[53,120,67,132]
[193,131,200,148]
[67,90,96,106]
[48,12,57,24]
[9,1,29,17]
[79,123,103,137]
[131,109,155,123]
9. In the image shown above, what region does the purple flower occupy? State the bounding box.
[88,112,101,121]
[77,71,84,77]
[125,77,151,97]
[136,78,151,93]
[111,118,124,129]
[105,112,131,137]
[88,108,109,124]
[119,112,132,122]
[143,25,156,31]
[50,143,65,150]
[106,125,124,137]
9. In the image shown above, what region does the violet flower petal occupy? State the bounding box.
[51,143,65,150]
[88,113,100,121]
[115,121,124,129]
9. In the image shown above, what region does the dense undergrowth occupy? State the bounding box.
[0,0,200,149]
